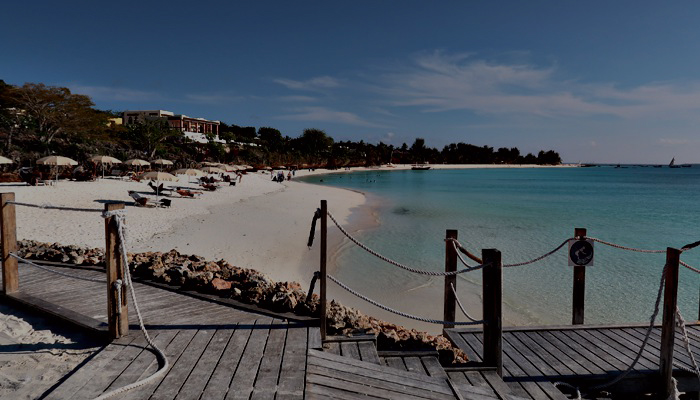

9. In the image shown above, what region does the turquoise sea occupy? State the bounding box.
[300,166,700,329]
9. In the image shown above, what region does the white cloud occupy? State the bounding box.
[276,106,386,128]
[659,138,693,146]
[67,84,162,102]
[378,51,700,119]
[276,95,318,102]
[183,93,244,104]
[273,76,341,91]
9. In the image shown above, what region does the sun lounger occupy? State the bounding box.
[176,189,203,198]
[128,191,170,208]
[148,181,172,196]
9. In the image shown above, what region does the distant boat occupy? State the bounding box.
[669,157,681,168]
[411,162,431,170]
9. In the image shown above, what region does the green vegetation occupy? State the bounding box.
[0,80,562,168]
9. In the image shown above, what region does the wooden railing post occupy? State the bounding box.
[572,227,587,325]
[660,247,681,398]
[482,248,503,376]
[443,229,458,332]
[320,200,327,340]
[105,203,128,339]
[1,193,18,294]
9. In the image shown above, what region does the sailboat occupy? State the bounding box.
[669,157,681,168]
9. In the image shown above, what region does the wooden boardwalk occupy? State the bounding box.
[445,324,700,397]
[7,261,700,398]
[0,263,519,400]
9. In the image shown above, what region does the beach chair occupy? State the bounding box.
[128,191,157,207]
[148,181,172,196]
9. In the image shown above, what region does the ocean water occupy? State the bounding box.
[299,167,700,328]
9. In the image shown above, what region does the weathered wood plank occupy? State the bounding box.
[384,356,407,371]
[358,340,381,364]
[324,341,340,355]
[306,364,456,400]
[277,325,308,399]
[422,356,448,380]
[340,341,361,361]
[305,379,385,400]
[149,328,216,400]
[307,326,322,350]
[175,329,235,400]
[42,336,137,400]
[225,318,275,400]
[403,356,426,375]
[118,329,199,400]
[199,323,255,400]
[250,320,289,400]
[510,331,576,376]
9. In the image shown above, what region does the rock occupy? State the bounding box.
[211,278,232,291]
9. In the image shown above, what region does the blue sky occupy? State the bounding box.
[3,1,700,163]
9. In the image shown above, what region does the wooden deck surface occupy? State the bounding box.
[445,324,700,396]
[9,261,697,399]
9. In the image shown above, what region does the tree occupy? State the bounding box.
[125,119,179,159]
[298,128,333,163]
[258,127,283,151]
[12,83,106,149]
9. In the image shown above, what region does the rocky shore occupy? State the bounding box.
[17,240,467,363]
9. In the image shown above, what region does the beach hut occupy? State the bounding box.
[90,155,122,179]
[36,155,78,184]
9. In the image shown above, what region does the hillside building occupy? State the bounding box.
[122,110,224,144]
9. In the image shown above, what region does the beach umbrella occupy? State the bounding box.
[152,159,173,172]
[90,155,122,179]
[124,158,150,166]
[36,156,78,183]
[140,171,178,199]
[172,168,205,176]
[201,166,224,174]
[0,156,13,164]
[202,162,221,167]
[221,164,236,172]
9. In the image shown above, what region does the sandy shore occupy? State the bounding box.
[0,164,570,395]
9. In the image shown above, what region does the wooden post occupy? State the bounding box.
[482,248,503,376]
[105,202,128,339]
[572,227,587,325]
[660,247,681,398]
[1,193,18,294]
[443,229,458,332]
[320,200,327,340]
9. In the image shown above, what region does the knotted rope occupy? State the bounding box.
[94,210,169,400]
[673,307,700,386]
[327,274,483,326]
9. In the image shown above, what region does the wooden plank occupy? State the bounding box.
[503,333,560,377]
[565,329,648,371]
[572,228,587,325]
[661,247,681,398]
[510,331,577,376]
[340,341,361,361]
[482,370,518,399]
[250,320,289,400]
[225,318,275,400]
[447,372,500,399]
[103,329,178,393]
[403,356,427,375]
[175,329,235,400]
[320,200,327,340]
[541,330,613,373]
[323,334,376,343]
[105,202,127,339]
[324,341,340,355]
[70,333,153,399]
[42,336,137,400]
[308,350,455,394]
[520,331,591,375]
[358,340,381,364]
[305,379,385,400]
[308,326,322,350]
[557,330,627,371]
[3,291,108,334]
[590,328,657,370]
[378,350,439,357]
[458,332,485,363]
[306,364,456,400]
[277,325,308,399]
[422,356,449,380]
[384,356,407,371]
[482,249,502,376]
[200,323,255,400]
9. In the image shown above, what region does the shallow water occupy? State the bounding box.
[300,166,700,327]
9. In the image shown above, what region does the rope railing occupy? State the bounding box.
[450,282,481,322]
[94,209,169,400]
[10,252,105,283]
[327,274,483,326]
[327,211,488,276]
[6,200,103,213]
[673,307,700,386]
